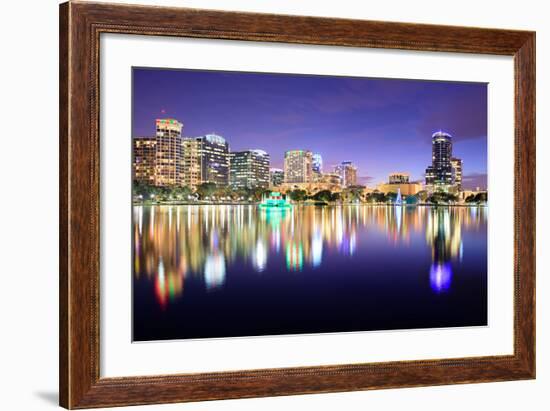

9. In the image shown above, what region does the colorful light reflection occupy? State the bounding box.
[134,205,486,306]
[430,262,453,293]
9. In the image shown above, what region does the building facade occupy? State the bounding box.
[230,149,270,189]
[181,137,202,188]
[197,134,230,185]
[270,168,284,187]
[132,121,231,189]
[133,136,156,185]
[389,172,410,184]
[320,173,342,187]
[318,172,343,192]
[450,157,463,190]
[154,118,183,186]
[334,161,357,187]
[312,153,323,180]
[425,166,436,186]
[425,131,454,189]
[284,150,313,183]
[378,182,423,196]
[379,172,421,196]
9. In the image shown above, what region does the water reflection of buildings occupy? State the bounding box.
[426,208,460,293]
[425,207,486,293]
[204,253,226,289]
[133,205,487,305]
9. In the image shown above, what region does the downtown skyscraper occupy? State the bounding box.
[133,136,157,185]
[425,131,454,189]
[196,134,230,185]
[334,161,357,187]
[154,118,183,186]
[312,153,323,179]
[450,157,463,190]
[181,137,202,188]
[230,150,270,189]
[270,168,284,187]
[284,150,313,183]
[132,120,231,189]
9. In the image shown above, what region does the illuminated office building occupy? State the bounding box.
[425,166,435,186]
[451,157,463,190]
[230,149,270,189]
[378,172,421,196]
[321,173,342,186]
[389,172,410,184]
[270,168,284,187]
[312,153,323,179]
[378,182,422,196]
[318,172,343,191]
[133,136,156,185]
[334,161,357,187]
[284,150,313,183]
[425,131,454,188]
[154,118,183,186]
[181,137,202,188]
[197,134,230,185]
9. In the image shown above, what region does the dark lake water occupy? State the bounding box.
[133,204,487,341]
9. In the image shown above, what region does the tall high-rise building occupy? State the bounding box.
[133,136,156,185]
[230,149,270,189]
[154,118,183,186]
[197,134,230,185]
[334,161,357,187]
[425,131,454,188]
[312,153,323,177]
[181,137,202,188]
[450,157,463,190]
[425,166,436,186]
[270,168,284,187]
[284,150,313,183]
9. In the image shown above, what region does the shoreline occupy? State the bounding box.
[133,201,487,207]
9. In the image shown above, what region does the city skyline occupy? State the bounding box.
[133,68,487,189]
[132,67,489,342]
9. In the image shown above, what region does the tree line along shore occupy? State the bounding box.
[133,182,487,206]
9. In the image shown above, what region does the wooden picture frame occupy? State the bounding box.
[59,1,535,408]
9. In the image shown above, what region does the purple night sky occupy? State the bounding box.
[132,67,488,190]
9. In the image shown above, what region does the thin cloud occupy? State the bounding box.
[358,175,374,185]
[462,172,487,190]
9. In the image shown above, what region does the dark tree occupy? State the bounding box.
[196,182,217,199]
[313,190,333,202]
[289,189,308,202]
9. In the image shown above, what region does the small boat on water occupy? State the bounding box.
[259,192,292,209]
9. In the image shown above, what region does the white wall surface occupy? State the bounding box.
[0,0,547,410]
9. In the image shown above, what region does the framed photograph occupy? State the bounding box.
[59,1,535,409]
